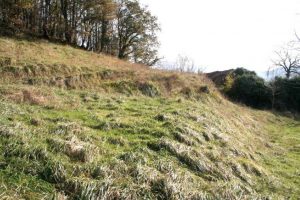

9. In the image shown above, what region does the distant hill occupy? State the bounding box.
[0,37,299,199]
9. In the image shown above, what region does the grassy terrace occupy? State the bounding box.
[0,37,299,199]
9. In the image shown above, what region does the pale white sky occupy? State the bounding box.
[140,0,300,73]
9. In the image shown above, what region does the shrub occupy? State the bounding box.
[224,68,272,109]
[271,77,300,112]
[233,68,256,77]
[222,68,300,112]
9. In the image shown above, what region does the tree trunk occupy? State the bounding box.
[100,19,108,52]
[43,0,51,39]
[286,71,291,79]
[60,0,71,43]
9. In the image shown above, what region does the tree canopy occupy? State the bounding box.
[0,0,160,66]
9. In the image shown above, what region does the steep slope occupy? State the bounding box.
[0,37,210,96]
[0,37,299,199]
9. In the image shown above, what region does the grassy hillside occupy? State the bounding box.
[0,37,299,199]
[0,37,210,96]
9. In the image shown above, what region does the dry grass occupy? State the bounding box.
[0,37,216,97]
[47,136,97,163]
[0,36,298,199]
[0,85,59,107]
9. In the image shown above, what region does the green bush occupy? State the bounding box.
[272,77,300,112]
[225,68,272,109]
[223,68,300,112]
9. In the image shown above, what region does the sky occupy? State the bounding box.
[139,0,300,73]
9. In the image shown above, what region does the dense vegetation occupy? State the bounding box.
[0,0,160,65]
[211,68,300,113]
[223,68,272,109]
[270,76,300,112]
[0,37,299,199]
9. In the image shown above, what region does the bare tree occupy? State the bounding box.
[155,55,205,74]
[271,50,300,79]
[174,55,196,73]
